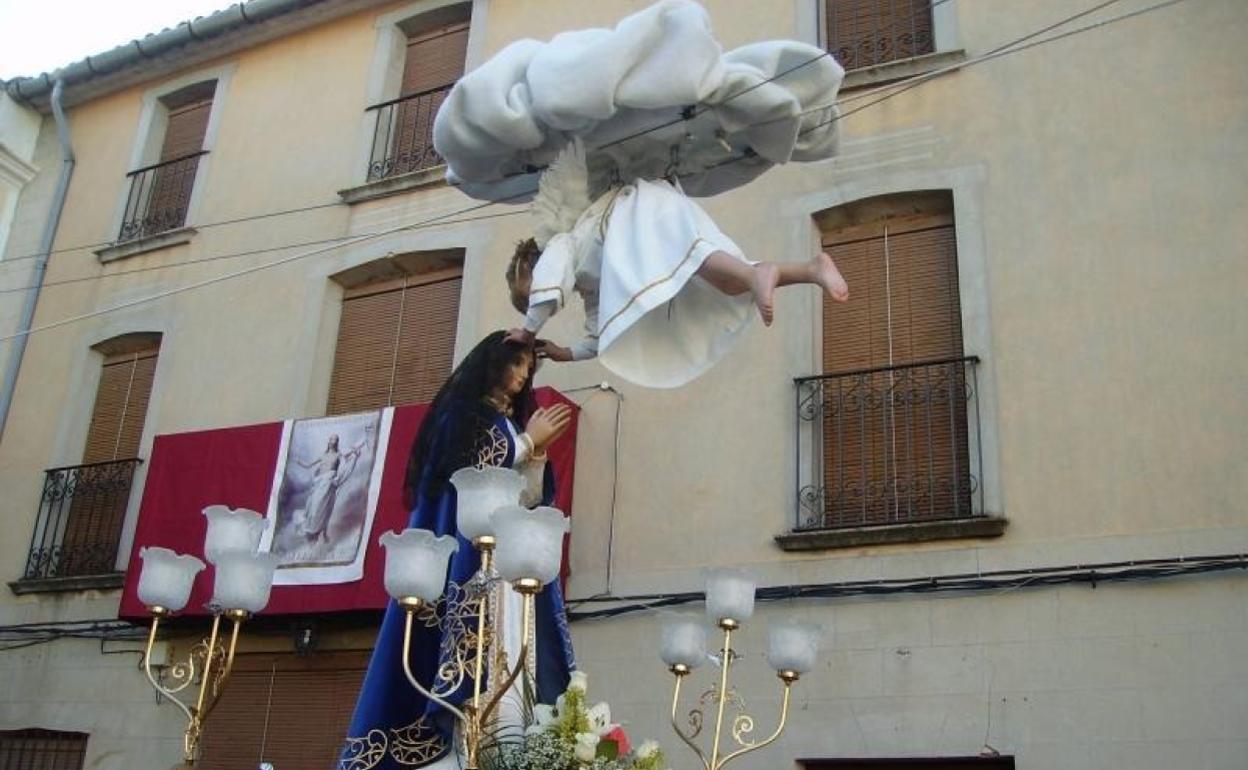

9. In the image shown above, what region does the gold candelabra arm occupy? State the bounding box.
[713,674,794,770]
[668,668,711,770]
[477,588,534,726]
[400,605,469,724]
[141,611,196,725]
[707,624,735,770]
[194,611,244,725]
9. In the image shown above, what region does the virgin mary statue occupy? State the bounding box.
[339,331,576,769]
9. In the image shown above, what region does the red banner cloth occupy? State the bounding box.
[118,388,578,620]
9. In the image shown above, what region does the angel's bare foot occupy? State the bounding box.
[814,251,849,303]
[752,263,780,325]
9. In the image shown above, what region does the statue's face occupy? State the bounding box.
[502,351,534,397]
[328,434,339,450]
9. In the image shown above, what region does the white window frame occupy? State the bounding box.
[112,62,236,245]
[349,0,485,186]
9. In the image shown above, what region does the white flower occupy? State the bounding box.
[573,731,600,762]
[586,702,612,735]
[533,703,556,727]
[568,670,588,693]
[636,740,660,759]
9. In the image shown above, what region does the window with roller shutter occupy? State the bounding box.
[54,336,161,576]
[822,0,935,71]
[326,264,462,415]
[196,651,369,770]
[813,191,979,529]
[366,12,469,181]
[119,80,216,241]
[0,729,89,770]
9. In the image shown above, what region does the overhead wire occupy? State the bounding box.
[0,0,1192,343]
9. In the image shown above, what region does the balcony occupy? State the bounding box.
[780,357,1003,550]
[11,459,141,592]
[117,151,206,243]
[365,85,451,183]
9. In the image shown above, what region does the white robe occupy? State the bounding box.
[524,178,754,388]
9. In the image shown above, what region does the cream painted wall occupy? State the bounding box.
[0,0,1245,768]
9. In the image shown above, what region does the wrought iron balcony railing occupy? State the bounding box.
[794,356,982,531]
[825,0,935,71]
[365,84,452,182]
[21,458,142,581]
[118,151,207,242]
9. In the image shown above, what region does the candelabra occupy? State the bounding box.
[135,506,279,765]
[661,569,820,770]
[379,466,570,770]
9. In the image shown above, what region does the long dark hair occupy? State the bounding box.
[404,331,537,505]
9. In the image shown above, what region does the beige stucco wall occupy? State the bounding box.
[0,0,1245,768]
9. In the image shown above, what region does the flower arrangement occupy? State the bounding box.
[482,671,668,770]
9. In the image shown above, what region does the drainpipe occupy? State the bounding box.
[0,79,74,441]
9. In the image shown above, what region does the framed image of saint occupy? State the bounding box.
[261,409,392,585]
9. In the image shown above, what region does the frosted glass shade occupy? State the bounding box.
[491,505,569,584]
[451,467,526,542]
[766,620,821,674]
[211,551,280,613]
[705,568,756,624]
[202,505,266,564]
[137,547,205,612]
[379,529,459,603]
[660,615,707,669]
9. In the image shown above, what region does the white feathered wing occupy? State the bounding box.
[531,137,592,249]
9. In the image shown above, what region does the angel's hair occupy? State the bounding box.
[506,237,542,313]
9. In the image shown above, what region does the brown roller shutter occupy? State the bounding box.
[197,651,369,770]
[821,213,969,525]
[326,269,462,414]
[81,346,159,464]
[386,22,468,176]
[824,0,934,71]
[144,95,213,234]
[390,274,462,407]
[160,98,212,161]
[401,22,469,96]
[0,729,89,769]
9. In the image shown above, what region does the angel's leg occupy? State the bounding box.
[696,250,849,326]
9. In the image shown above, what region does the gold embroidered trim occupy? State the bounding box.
[598,237,709,338]
[475,425,509,469]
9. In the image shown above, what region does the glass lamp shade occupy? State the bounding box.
[766,620,821,674]
[137,547,205,612]
[659,614,707,669]
[202,505,266,564]
[490,505,569,584]
[705,568,757,625]
[450,467,526,542]
[210,551,280,613]
[379,528,459,603]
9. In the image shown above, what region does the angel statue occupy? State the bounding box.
[434,0,850,388]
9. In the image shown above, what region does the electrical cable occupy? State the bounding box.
[0,0,1193,342]
[565,552,1248,621]
[0,0,959,267]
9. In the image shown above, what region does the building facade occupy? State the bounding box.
[0,0,1245,768]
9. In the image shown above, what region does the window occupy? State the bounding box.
[366,5,470,181]
[197,651,368,770]
[21,334,158,581]
[822,0,935,71]
[119,80,216,241]
[0,729,88,769]
[326,253,462,414]
[799,191,981,530]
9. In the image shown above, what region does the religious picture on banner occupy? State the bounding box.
[261,409,392,585]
